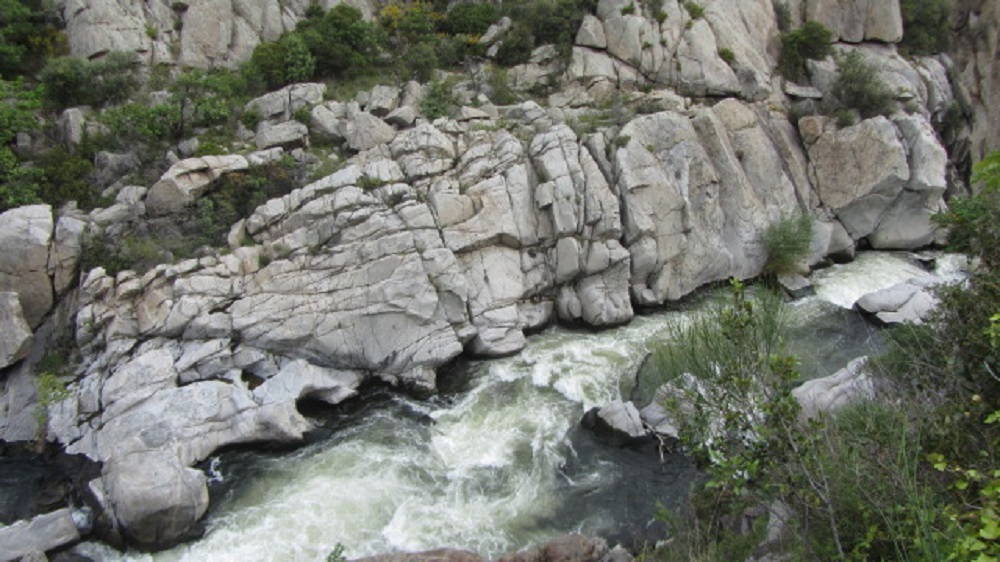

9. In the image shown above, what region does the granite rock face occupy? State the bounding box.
[14,0,974,551]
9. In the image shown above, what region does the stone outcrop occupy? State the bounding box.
[800,0,903,43]
[952,0,1000,162]
[0,205,55,329]
[0,293,33,370]
[63,0,378,69]
[6,0,974,552]
[145,155,250,216]
[804,114,946,249]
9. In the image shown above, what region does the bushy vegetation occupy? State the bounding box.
[0,0,65,78]
[494,0,597,66]
[900,0,950,56]
[778,21,833,83]
[831,50,895,120]
[80,160,299,276]
[761,214,813,277]
[39,51,140,109]
[653,152,1000,560]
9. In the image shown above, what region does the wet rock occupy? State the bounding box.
[777,274,815,299]
[582,401,647,447]
[0,508,81,561]
[855,280,938,325]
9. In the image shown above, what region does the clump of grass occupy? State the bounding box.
[762,214,813,277]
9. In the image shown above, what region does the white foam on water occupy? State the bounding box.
[82,253,928,562]
[811,252,930,308]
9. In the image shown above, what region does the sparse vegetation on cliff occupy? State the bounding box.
[832,50,895,120]
[778,21,833,83]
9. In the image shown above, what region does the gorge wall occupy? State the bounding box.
[0,0,990,553]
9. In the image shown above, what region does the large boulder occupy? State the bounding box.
[807,115,947,249]
[0,205,54,329]
[807,117,910,240]
[793,356,874,420]
[101,453,208,548]
[581,400,647,447]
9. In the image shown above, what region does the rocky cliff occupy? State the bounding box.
[951,0,1000,165]
[0,0,983,553]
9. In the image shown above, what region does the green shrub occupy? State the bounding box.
[493,23,535,67]
[718,47,735,65]
[282,33,317,84]
[832,50,895,119]
[497,0,596,65]
[169,68,250,138]
[193,141,227,157]
[683,1,704,19]
[488,66,518,105]
[778,21,833,82]
[762,214,813,277]
[248,40,289,90]
[900,0,950,55]
[297,4,384,78]
[0,77,42,211]
[40,51,139,109]
[442,3,498,35]
[403,41,440,83]
[420,79,457,120]
[101,102,178,147]
[0,0,65,78]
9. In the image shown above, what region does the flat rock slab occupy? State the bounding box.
[0,508,80,562]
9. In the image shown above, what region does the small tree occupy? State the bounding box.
[778,21,833,82]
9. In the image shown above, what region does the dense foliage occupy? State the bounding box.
[39,51,140,109]
[900,0,950,56]
[0,0,65,78]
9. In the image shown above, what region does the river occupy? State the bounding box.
[77,252,947,562]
